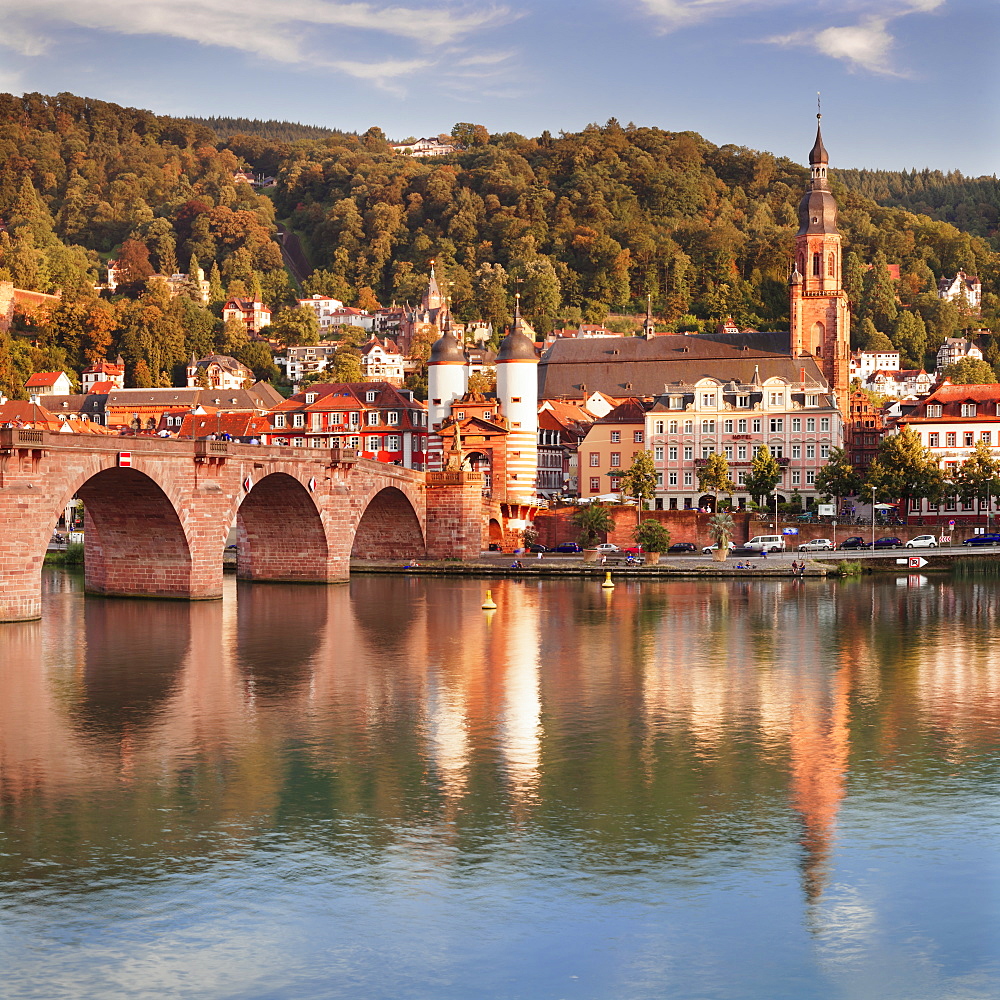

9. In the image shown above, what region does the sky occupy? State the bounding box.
[0,0,996,175]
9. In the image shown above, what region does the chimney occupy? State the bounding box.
[800,367,806,389]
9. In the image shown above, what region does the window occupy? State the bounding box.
[772,445,784,459]
[274,414,286,429]
[610,452,621,468]
[812,252,821,276]
[610,430,621,443]
[791,418,801,432]
[654,420,664,434]
[770,418,784,433]
[791,444,801,459]
[806,444,815,459]
[724,445,734,459]
[752,419,762,433]
[590,477,600,492]
[827,254,835,277]
[737,445,747,460]
[769,392,783,407]
[684,446,693,460]
[367,411,379,425]
[684,420,694,434]
[292,413,305,428]
[723,420,734,433]
[791,471,801,485]
[946,432,957,447]
[962,403,977,417]
[654,445,664,461]
[590,452,600,467]
[668,471,678,486]
[634,431,644,443]
[928,432,939,447]
[311,413,323,430]
[668,420,678,434]
[965,432,975,447]
[737,395,750,408]
[701,393,716,407]
[805,471,816,485]
[701,446,713,458]
[926,405,942,418]
[349,412,360,427]
[820,417,830,432]
[366,391,377,403]
[805,417,815,432]
[737,471,747,486]
[806,394,819,407]
[670,396,683,409]
[737,419,747,433]
[511,396,522,403]
[668,446,678,461]
[656,472,663,487]
[683,472,693,487]
[982,431,992,444]
[387,435,401,451]
[305,393,317,404]
[364,435,378,451]
[820,445,830,459]
[387,411,399,425]
[702,419,716,433]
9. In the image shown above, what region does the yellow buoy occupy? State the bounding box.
[481,590,498,610]
[602,571,615,589]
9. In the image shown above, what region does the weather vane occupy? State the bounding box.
[817,91,822,120]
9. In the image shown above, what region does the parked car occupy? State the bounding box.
[594,542,620,554]
[527,543,548,553]
[553,541,582,553]
[797,538,834,551]
[962,533,1000,546]
[838,536,868,550]
[905,535,937,548]
[745,535,786,552]
[622,545,644,556]
[873,536,903,549]
[667,542,697,553]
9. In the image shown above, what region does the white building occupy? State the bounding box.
[850,349,901,381]
[296,295,346,334]
[360,337,405,385]
[186,354,253,390]
[936,337,983,371]
[283,343,338,384]
[865,369,935,399]
[389,137,457,158]
[938,271,982,311]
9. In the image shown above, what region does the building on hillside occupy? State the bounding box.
[25,371,73,396]
[296,295,346,334]
[845,389,888,471]
[0,282,61,332]
[850,349,901,381]
[938,271,982,311]
[389,137,458,158]
[864,368,934,399]
[0,398,115,433]
[324,306,374,331]
[174,410,272,441]
[222,298,272,336]
[263,382,427,468]
[936,337,983,371]
[896,381,1000,519]
[359,336,405,384]
[642,374,841,510]
[186,354,254,390]
[150,268,211,305]
[283,343,339,384]
[44,393,108,424]
[82,359,125,391]
[579,398,649,499]
[398,265,450,356]
[537,399,596,496]
[427,299,539,504]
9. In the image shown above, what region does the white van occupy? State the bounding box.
[745,535,785,552]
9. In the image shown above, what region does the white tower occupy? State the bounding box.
[496,294,538,500]
[427,321,468,471]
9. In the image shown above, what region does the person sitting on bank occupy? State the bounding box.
[404,558,419,568]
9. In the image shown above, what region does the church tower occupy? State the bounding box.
[790,114,851,414]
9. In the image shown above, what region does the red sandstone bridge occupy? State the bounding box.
[0,429,488,622]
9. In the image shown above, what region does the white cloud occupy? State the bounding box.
[638,0,947,75]
[0,0,514,84]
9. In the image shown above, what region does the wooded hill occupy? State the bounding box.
[0,92,996,398]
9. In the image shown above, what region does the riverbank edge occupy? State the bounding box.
[350,559,833,578]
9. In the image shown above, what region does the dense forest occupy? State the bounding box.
[0,92,997,399]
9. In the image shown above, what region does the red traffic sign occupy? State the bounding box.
[949,519,956,526]
[118,452,131,467]
[909,556,928,569]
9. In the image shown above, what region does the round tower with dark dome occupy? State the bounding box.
[495,294,539,500]
[790,113,851,415]
[427,317,468,470]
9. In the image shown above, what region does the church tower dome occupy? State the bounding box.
[427,314,468,469]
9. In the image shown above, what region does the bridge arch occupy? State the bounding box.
[236,472,329,582]
[352,486,425,560]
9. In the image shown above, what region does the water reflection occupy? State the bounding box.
[0,572,998,998]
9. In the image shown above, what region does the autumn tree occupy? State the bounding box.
[940,357,997,385]
[864,428,944,512]
[619,450,657,509]
[269,304,320,347]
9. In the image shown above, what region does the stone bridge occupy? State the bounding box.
[0,429,484,622]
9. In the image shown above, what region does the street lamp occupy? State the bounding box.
[774,491,778,535]
[871,485,876,550]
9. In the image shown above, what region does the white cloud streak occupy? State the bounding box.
[638,0,947,75]
[0,0,514,83]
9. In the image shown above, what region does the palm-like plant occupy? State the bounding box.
[708,512,735,553]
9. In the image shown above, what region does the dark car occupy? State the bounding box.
[963,533,1000,546]
[668,542,697,553]
[873,536,903,549]
[838,536,868,550]
[553,541,582,553]
[527,543,548,553]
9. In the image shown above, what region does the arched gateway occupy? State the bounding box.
[0,430,427,621]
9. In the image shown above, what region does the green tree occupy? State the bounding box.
[814,447,862,504]
[697,452,735,510]
[473,263,510,341]
[572,502,616,548]
[207,261,225,305]
[865,428,944,512]
[619,449,657,509]
[861,250,898,332]
[451,123,490,147]
[744,446,781,505]
[843,251,866,312]
[955,440,1000,511]
[634,517,670,553]
[892,310,928,369]
[269,304,320,346]
[707,512,735,552]
[940,357,997,385]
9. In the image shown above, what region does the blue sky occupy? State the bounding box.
[0,0,996,174]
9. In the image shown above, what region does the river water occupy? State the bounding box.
[1,569,998,999]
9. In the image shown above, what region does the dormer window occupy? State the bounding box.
[305,393,317,404]
[962,403,977,417]
[366,391,377,403]
[926,405,942,418]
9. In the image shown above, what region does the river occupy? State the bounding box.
[0,569,998,999]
